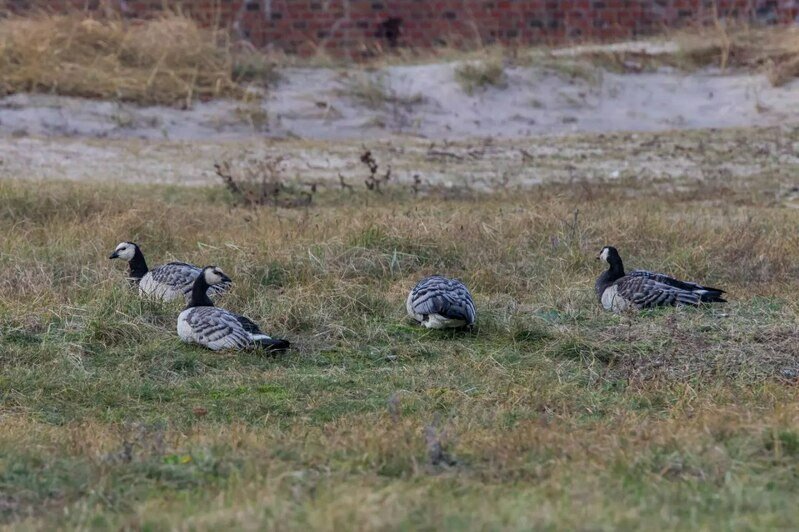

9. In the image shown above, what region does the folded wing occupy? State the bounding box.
[616,275,702,308]
[148,262,231,299]
[182,307,289,351]
[185,307,253,350]
[408,276,476,325]
[629,269,726,302]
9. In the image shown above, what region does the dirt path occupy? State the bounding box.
[1,127,796,191]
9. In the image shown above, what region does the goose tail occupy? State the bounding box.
[253,336,291,351]
[696,288,726,303]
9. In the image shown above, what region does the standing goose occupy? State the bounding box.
[595,246,726,312]
[406,275,476,329]
[178,266,290,352]
[109,242,230,302]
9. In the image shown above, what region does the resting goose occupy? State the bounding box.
[109,242,230,302]
[178,266,290,352]
[406,275,476,329]
[595,246,726,312]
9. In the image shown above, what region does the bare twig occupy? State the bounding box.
[361,149,392,193]
[215,155,315,208]
[411,174,423,196]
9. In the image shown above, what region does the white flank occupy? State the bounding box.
[177,309,194,344]
[423,313,467,329]
[601,285,629,312]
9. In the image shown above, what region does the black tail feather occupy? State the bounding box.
[254,337,291,351]
[698,289,726,303]
[701,286,726,295]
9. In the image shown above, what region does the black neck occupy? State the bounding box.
[187,274,214,308]
[607,256,624,278]
[128,247,149,280]
[596,258,625,297]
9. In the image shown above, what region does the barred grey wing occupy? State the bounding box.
[629,269,725,303]
[150,262,201,296]
[151,262,230,298]
[409,276,476,324]
[629,269,705,292]
[186,307,251,349]
[616,275,701,309]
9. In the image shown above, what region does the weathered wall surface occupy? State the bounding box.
[4,1,798,55]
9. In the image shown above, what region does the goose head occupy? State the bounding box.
[109,242,139,261]
[597,246,623,267]
[202,266,232,285]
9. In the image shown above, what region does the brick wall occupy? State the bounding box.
[5,0,799,55]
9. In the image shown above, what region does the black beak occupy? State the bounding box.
[221,274,232,284]
[109,252,119,259]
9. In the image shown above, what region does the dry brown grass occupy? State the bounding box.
[454,58,507,94]
[0,13,243,105]
[671,24,799,85]
[541,24,799,86]
[1,10,797,109]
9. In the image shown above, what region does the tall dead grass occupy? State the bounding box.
[0,13,244,105]
[672,24,799,85]
[0,10,797,108]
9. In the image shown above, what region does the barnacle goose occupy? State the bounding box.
[178,266,290,352]
[109,242,230,302]
[596,246,726,312]
[406,275,476,329]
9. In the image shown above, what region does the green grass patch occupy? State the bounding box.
[2,169,799,528]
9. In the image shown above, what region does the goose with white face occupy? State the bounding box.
[178,266,290,352]
[203,267,228,286]
[594,245,727,312]
[108,241,231,303]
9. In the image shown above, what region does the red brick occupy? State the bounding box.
[12,0,797,55]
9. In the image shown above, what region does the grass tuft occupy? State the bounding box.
[339,71,424,109]
[454,59,507,94]
[0,12,245,105]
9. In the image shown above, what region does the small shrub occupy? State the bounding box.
[455,59,507,95]
[340,72,424,109]
[232,51,281,87]
[214,156,315,208]
[360,150,392,192]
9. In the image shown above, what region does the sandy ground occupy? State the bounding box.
[1,64,798,142]
[1,52,798,187]
[2,126,797,192]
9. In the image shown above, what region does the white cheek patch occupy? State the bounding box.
[600,248,609,262]
[116,245,135,261]
[204,270,222,284]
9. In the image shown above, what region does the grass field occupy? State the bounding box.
[2,129,799,529]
